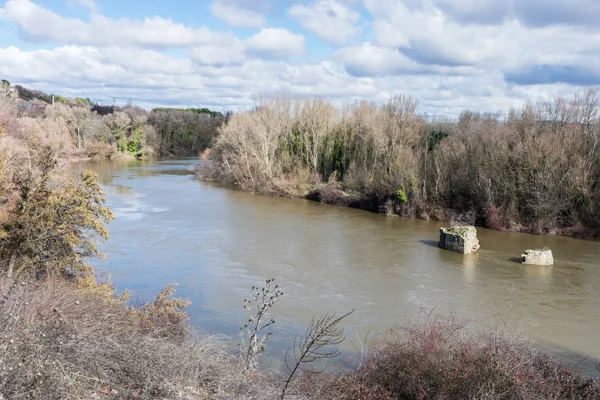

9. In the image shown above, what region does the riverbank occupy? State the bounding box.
[0,276,280,399]
[2,274,599,399]
[201,91,600,239]
[196,163,600,240]
[304,184,600,239]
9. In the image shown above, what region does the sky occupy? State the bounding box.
[1,0,600,115]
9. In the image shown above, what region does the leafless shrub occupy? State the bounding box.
[240,278,283,371]
[0,85,17,118]
[81,141,116,159]
[323,313,600,400]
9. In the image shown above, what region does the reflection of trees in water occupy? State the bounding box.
[66,160,118,187]
[112,184,132,195]
[68,159,148,187]
[68,159,197,192]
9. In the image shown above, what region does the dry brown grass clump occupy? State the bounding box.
[0,278,279,399]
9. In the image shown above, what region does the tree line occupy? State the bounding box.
[209,92,600,236]
[5,81,600,235]
[2,82,222,158]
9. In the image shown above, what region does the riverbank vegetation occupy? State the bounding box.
[1,81,223,160]
[205,90,600,237]
[0,97,277,397]
[2,276,599,399]
[0,278,282,399]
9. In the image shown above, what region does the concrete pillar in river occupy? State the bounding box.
[438,226,480,254]
[521,249,554,265]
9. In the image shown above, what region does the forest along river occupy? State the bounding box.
[67,157,600,375]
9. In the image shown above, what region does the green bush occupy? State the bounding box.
[396,187,408,204]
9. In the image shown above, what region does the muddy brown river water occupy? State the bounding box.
[68,157,600,375]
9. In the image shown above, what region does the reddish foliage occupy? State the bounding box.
[484,203,505,231]
[0,112,19,136]
[328,315,600,400]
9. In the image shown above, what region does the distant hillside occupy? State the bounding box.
[2,80,227,157]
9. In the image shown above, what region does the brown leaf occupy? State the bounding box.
[99,386,111,396]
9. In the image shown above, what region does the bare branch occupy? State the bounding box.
[281,309,354,399]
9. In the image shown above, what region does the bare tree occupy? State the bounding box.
[0,84,17,117]
[295,98,337,175]
[215,96,292,188]
[281,309,354,399]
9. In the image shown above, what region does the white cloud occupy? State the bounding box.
[189,29,307,66]
[335,43,420,76]
[0,46,194,83]
[363,0,600,73]
[244,28,305,59]
[0,0,232,48]
[2,0,600,116]
[433,0,600,27]
[67,0,97,12]
[0,43,524,115]
[189,42,246,66]
[289,0,361,45]
[210,0,266,28]
[0,43,387,110]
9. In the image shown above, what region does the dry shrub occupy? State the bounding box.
[199,147,213,161]
[1,276,597,400]
[484,203,505,231]
[0,85,17,118]
[81,141,116,159]
[306,185,352,207]
[305,186,396,215]
[140,283,191,340]
[9,117,71,166]
[325,314,600,400]
[271,168,314,197]
[0,112,18,138]
[0,278,280,400]
[213,96,292,190]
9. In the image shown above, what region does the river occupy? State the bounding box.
[68,157,600,375]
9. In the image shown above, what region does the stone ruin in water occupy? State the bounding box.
[521,249,554,265]
[438,226,480,254]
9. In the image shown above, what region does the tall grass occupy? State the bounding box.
[0,278,279,399]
